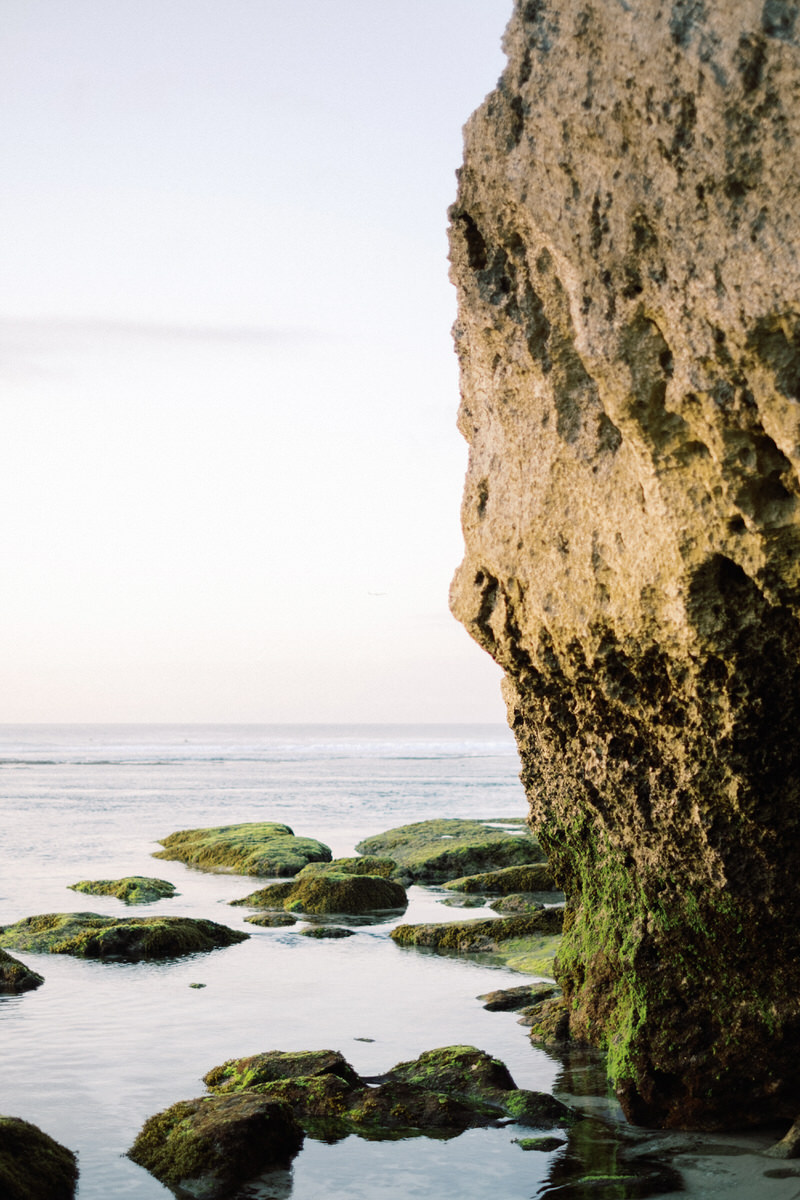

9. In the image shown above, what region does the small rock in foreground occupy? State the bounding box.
[0,913,248,962]
[0,1115,78,1200]
[68,876,176,904]
[128,1092,303,1199]
[0,948,44,994]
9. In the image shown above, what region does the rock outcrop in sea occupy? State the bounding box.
[449,0,800,1128]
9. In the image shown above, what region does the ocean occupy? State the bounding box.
[1,724,791,1200]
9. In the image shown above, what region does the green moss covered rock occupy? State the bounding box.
[477,982,560,1012]
[0,913,248,961]
[203,1045,572,1140]
[128,1092,303,1199]
[489,893,546,915]
[68,876,176,904]
[0,948,44,994]
[233,870,407,917]
[245,912,297,928]
[355,818,544,883]
[385,1046,573,1128]
[0,1116,78,1200]
[391,912,562,976]
[296,855,399,880]
[443,863,557,894]
[154,822,332,877]
[300,925,356,939]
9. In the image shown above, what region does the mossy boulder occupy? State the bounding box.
[0,1116,78,1200]
[299,926,355,939]
[384,1046,573,1129]
[296,856,399,880]
[233,871,407,917]
[245,912,297,928]
[391,912,562,976]
[355,818,544,883]
[0,913,248,961]
[443,863,557,894]
[154,822,332,877]
[128,1092,303,1199]
[68,876,176,904]
[477,982,560,1012]
[203,1045,572,1140]
[489,894,546,915]
[0,948,44,994]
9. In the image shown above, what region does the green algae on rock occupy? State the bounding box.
[68,876,176,904]
[127,1092,303,1199]
[488,893,546,915]
[477,982,560,1012]
[0,1115,78,1200]
[0,948,44,994]
[233,867,407,917]
[355,818,544,883]
[299,926,356,939]
[203,1045,572,1140]
[0,912,248,961]
[296,855,399,880]
[392,912,562,976]
[245,911,298,928]
[443,863,557,894]
[154,821,332,876]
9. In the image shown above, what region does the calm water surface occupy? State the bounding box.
[1,726,793,1200]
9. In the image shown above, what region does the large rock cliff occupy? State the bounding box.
[449,0,800,1129]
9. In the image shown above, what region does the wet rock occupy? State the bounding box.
[297,855,400,880]
[245,912,297,928]
[478,982,559,1012]
[68,876,176,904]
[0,948,44,994]
[0,1115,78,1200]
[299,926,355,939]
[203,1045,574,1140]
[154,822,331,876]
[765,1115,800,1158]
[0,912,248,961]
[489,893,546,915]
[439,894,489,908]
[356,818,544,884]
[233,870,407,917]
[444,863,557,894]
[514,1135,566,1151]
[448,0,800,1128]
[526,997,573,1047]
[127,1092,303,1199]
[392,911,562,976]
[385,1045,573,1128]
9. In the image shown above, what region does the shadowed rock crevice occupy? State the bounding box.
[449,0,800,1129]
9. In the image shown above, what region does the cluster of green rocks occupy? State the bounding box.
[1,814,567,1196]
[128,1045,574,1198]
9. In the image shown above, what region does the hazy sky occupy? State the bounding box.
[1,0,512,723]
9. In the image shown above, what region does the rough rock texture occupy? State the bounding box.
[0,948,44,993]
[0,1116,78,1200]
[449,0,800,1129]
[0,912,247,961]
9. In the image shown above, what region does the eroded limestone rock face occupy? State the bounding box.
[449,0,800,1129]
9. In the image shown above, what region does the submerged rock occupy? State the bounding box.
[127,1092,303,1199]
[443,863,557,894]
[245,911,298,928]
[0,913,247,961]
[355,818,544,883]
[449,0,800,1128]
[489,893,546,915]
[0,1115,78,1200]
[202,1045,572,1139]
[154,822,331,876]
[391,911,562,977]
[299,925,356,939]
[0,948,44,994]
[68,876,176,904]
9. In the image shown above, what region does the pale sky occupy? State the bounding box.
[0,0,512,723]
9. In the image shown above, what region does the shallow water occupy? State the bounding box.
[0,725,794,1200]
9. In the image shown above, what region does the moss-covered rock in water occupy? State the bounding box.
[489,893,546,915]
[127,1092,303,1199]
[233,871,407,917]
[245,911,297,928]
[355,818,544,883]
[203,1045,573,1140]
[0,948,44,994]
[296,855,399,880]
[385,1046,573,1129]
[392,912,562,976]
[299,926,355,938]
[0,1116,78,1200]
[477,982,559,1012]
[443,863,556,894]
[154,822,332,877]
[0,913,247,961]
[68,876,176,904]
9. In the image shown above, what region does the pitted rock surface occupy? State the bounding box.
[449,0,800,1128]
